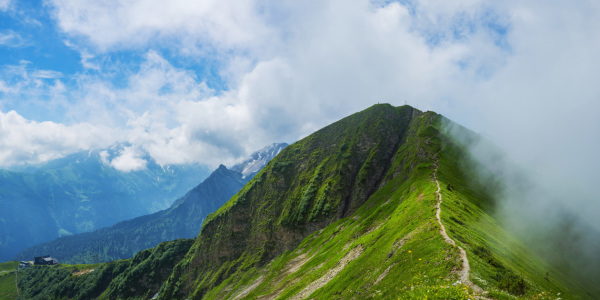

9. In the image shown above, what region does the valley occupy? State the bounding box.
[14,143,287,264]
[4,105,598,299]
[0,147,211,261]
[0,0,597,298]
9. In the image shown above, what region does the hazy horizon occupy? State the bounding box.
[0,0,598,247]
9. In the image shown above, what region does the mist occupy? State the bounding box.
[442,116,600,296]
[425,1,600,293]
[1,0,598,275]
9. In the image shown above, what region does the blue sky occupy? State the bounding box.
[0,0,229,124]
[1,0,599,264]
[0,1,598,213]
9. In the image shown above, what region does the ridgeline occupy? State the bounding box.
[15,104,598,299]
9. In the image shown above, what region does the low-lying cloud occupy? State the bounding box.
[0,1,598,288]
[0,110,115,166]
[107,146,148,172]
[0,1,597,213]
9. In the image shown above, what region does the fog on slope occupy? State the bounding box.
[0,0,597,279]
[442,118,600,296]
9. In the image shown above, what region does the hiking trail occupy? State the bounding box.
[433,157,487,298]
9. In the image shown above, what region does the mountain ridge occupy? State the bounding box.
[0,148,211,261]
[160,104,420,298]
[14,143,287,264]
[12,104,597,299]
[158,104,590,299]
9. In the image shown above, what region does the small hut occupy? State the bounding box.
[34,255,58,265]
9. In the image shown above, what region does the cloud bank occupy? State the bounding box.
[0,110,115,165]
[0,0,598,289]
[0,1,597,190]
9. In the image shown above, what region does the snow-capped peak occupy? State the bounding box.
[230,143,287,178]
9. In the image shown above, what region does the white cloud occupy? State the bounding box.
[0,30,27,47]
[0,110,116,166]
[48,0,276,55]
[1,1,598,208]
[109,146,147,172]
[0,0,9,11]
[31,70,63,79]
[99,150,110,165]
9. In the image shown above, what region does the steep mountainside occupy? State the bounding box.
[157,104,591,299]
[0,147,210,261]
[160,104,421,298]
[15,143,287,264]
[14,105,596,299]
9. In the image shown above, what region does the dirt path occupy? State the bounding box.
[433,159,486,297]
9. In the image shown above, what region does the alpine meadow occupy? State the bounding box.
[12,105,600,299]
[1,0,599,299]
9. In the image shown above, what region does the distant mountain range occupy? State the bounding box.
[14,143,287,264]
[12,105,599,299]
[0,146,211,261]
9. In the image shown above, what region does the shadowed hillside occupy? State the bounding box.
[14,104,596,299]
[15,144,286,264]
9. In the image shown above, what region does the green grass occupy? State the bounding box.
[0,273,18,299]
[434,115,588,299]
[159,104,420,299]
[193,111,462,299]
[179,111,583,299]
[0,261,18,299]
[0,261,18,273]
[16,239,193,300]
[11,105,591,299]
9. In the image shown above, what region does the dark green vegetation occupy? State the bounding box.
[16,239,192,300]
[0,147,210,261]
[159,104,418,298]
[10,105,596,299]
[156,104,591,299]
[15,143,286,264]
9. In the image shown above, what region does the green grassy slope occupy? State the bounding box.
[160,105,587,299]
[9,104,592,299]
[0,261,18,273]
[435,119,577,299]
[437,119,597,299]
[195,109,467,300]
[0,261,18,299]
[159,104,419,299]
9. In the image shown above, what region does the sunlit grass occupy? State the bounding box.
[0,262,18,299]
